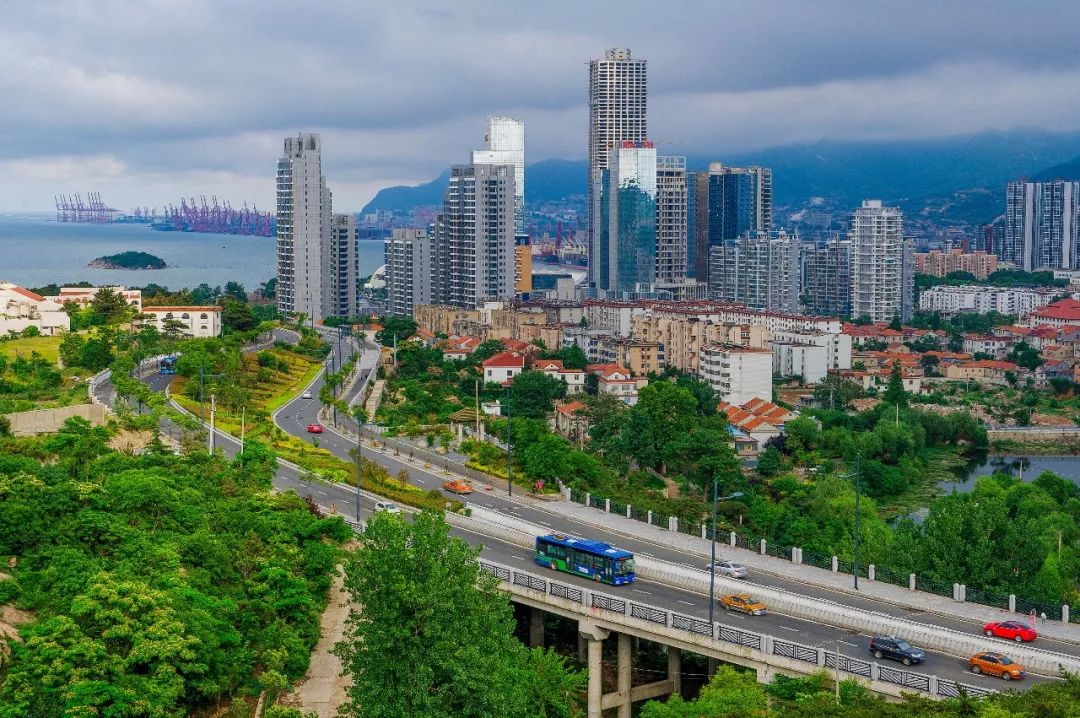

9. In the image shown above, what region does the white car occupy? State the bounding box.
[301,391,313,399]
[705,560,748,579]
[374,500,402,515]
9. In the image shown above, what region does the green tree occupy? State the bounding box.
[59,331,86,368]
[335,511,582,718]
[882,363,908,409]
[222,281,247,302]
[375,316,417,346]
[472,339,505,364]
[757,446,782,477]
[509,370,567,419]
[622,382,697,473]
[221,297,258,333]
[90,286,130,323]
[640,665,766,718]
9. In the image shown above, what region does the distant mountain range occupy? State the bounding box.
[362,130,1080,226]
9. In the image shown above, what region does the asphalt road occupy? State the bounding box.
[108,331,1059,690]
[267,334,1080,666]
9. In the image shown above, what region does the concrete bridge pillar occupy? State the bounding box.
[617,632,632,718]
[668,647,682,695]
[579,621,610,718]
[529,607,545,648]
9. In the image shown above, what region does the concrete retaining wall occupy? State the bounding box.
[4,403,107,436]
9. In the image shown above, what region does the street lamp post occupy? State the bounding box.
[505,384,512,498]
[838,453,863,591]
[708,484,744,625]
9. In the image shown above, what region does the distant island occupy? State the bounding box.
[88,251,167,270]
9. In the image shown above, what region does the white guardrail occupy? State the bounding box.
[475,555,995,700]
[459,505,1080,678]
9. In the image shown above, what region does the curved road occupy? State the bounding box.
[110,329,1059,691]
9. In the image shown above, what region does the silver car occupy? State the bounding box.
[706,560,748,579]
[374,500,402,515]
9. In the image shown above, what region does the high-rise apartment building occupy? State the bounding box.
[686,171,709,279]
[384,228,434,317]
[588,48,647,287]
[849,200,912,322]
[433,163,517,309]
[276,133,332,321]
[471,116,525,237]
[330,213,359,319]
[800,237,852,317]
[1004,180,1080,271]
[915,249,998,280]
[598,141,657,295]
[655,156,688,284]
[707,230,800,313]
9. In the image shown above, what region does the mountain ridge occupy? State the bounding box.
[361,130,1080,220]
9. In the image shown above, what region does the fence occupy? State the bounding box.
[558,481,1077,625]
[477,558,996,700]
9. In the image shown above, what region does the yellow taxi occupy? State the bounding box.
[720,593,768,616]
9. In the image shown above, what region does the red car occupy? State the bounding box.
[306,423,324,434]
[983,621,1037,642]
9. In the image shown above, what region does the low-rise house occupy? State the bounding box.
[962,333,1013,359]
[717,398,796,446]
[1035,359,1074,387]
[945,359,1022,386]
[441,335,483,361]
[552,400,589,443]
[482,351,525,385]
[46,285,143,312]
[534,358,586,394]
[1026,298,1080,329]
[592,365,648,405]
[142,306,222,338]
[0,282,70,336]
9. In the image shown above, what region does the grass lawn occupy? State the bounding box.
[171,348,452,512]
[0,334,63,364]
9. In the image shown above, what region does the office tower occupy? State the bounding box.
[849,200,911,322]
[704,163,773,283]
[1004,180,1080,271]
[588,48,647,286]
[471,116,525,237]
[384,228,433,317]
[655,156,688,284]
[330,214,358,319]
[687,171,709,280]
[276,133,332,321]
[433,163,517,309]
[707,230,800,313]
[800,236,852,317]
[597,141,657,295]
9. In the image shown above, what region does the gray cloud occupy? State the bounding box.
[2,0,1080,211]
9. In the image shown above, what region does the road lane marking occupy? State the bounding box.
[778,625,800,632]
[838,640,858,647]
[633,589,652,595]
[677,600,695,606]
[511,555,525,561]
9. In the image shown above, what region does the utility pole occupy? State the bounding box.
[708,488,743,625]
[198,363,205,422]
[474,379,480,438]
[209,394,216,454]
[853,452,862,591]
[355,413,362,524]
[240,406,245,454]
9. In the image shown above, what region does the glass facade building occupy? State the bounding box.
[599,141,657,295]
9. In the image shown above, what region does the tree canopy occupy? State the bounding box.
[335,510,584,718]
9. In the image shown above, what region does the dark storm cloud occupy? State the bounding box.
[3,0,1080,210]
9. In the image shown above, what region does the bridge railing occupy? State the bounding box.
[478,558,997,700]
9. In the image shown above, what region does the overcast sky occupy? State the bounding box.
[4,0,1080,212]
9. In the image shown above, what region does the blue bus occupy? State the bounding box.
[534,533,636,585]
[159,356,178,375]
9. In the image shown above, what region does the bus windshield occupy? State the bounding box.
[615,558,635,576]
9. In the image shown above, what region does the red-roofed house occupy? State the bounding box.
[552,400,589,442]
[441,335,483,361]
[1027,298,1080,329]
[534,358,587,394]
[945,359,1022,385]
[482,351,526,384]
[0,282,70,336]
[594,366,648,405]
